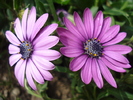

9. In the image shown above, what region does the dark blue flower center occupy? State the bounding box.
[84,38,103,58]
[19,41,33,59]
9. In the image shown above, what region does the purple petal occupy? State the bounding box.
[14,18,24,41]
[98,17,111,40]
[100,25,120,43]
[15,59,26,87]
[98,59,117,88]
[63,17,85,41]
[103,32,126,46]
[74,12,88,39]
[8,44,20,54]
[101,57,126,72]
[81,58,92,84]
[92,58,103,88]
[9,54,21,66]
[31,13,48,41]
[83,8,94,39]
[27,6,36,40]
[29,59,44,84]
[104,45,132,54]
[34,23,58,43]
[26,59,37,90]
[104,54,131,68]
[93,11,103,38]
[33,49,61,61]
[70,54,88,71]
[5,31,21,45]
[31,54,55,70]
[33,36,59,49]
[57,28,83,47]
[22,8,28,39]
[103,51,129,64]
[60,46,84,57]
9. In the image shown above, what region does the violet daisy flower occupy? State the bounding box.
[57,8,132,88]
[5,7,61,90]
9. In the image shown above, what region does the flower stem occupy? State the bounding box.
[46,0,58,22]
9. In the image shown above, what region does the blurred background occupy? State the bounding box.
[1,0,133,100]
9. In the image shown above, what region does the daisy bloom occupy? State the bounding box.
[5,6,61,90]
[57,8,132,88]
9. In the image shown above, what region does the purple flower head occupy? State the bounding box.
[57,8,132,88]
[5,7,61,90]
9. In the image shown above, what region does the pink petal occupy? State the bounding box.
[22,8,28,39]
[5,31,21,45]
[103,32,126,46]
[74,12,88,39]
[81,58,92,84]
[104,54,131,68]
[31,55,55,70]
[15,59,26,87]
[33,36,59,49]
[98,17,111,40]
[101,57,126,73]
[83,8,94,39]
[103,51,129,64]
[31,13,48,41]
[27,6,36,40]
[33,49,61,61]
[33,23,58,43]
[104,45,132,54]
[98,59,117,88]
[8,44,20,54]
[14,18,24,41]
[29,59,44,84]
[63,17,85,41]
[100,25,120,43]
[70,54,88,71]
[9,54,21,66]
[92,58,103,88]
[26,59,37,90]
[60,46,84,57]
[93,11,103,38]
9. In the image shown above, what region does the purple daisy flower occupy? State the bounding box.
[5,6,61,90]
[57,8,132,88]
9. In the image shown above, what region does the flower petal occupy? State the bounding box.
[8,44,20,54]
[5,31,21,45]
[70,54,88,71]
[33,36,59,49]
[101,57,126,72]
[100,25,120,43]
[9,54,21,66]
[31,54,55,70]
[14,18,24,41]
[93,11,103,38]
[92,58,103,88]
[15,59,26,87]
[31,13,48,41]
[22,8,28,39]
[26,59,37,90]
[104,45,132,54]
[33,49,61,61]
[74,12,88,39]
[103,32,126,46]
[83,8,94,39]
[98,59,117,88]
[81,58,92,84]
[60,46,84,57]
[27,6,36,40]
[103,51,129,64]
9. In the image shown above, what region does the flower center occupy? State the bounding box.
[84,38,103,58]
[19,41,33,59]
